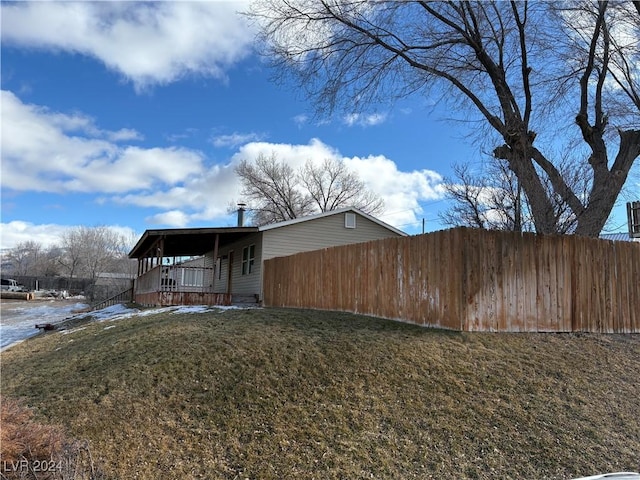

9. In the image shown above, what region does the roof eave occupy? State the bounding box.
[258,207,407,236]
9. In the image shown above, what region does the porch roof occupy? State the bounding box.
[128,227,259,259]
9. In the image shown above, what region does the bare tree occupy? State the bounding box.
[77,227,122,281]
[113,231,141,279]
[441,153,593,233]
[235,153,384,224]
[236,153,316,224]
[439,163,533,232]
[59,226,129,300]
[249,0,640,237]
[4,241,44,276]
[300,158,384,215]
[59,229,84,281]
[3,241,63,278]
[40,246,64,277]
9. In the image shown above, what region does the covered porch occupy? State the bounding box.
[129,226,258,307]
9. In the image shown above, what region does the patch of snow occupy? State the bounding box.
[1,301,89,350]
[171,305,230,315]
[89,304,142,322]
[1,302,261,351]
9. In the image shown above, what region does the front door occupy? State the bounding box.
[227,250,234,294]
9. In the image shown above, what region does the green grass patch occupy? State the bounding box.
[1,307,639,479]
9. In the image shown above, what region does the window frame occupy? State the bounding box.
[345,212,356,229]
[241,244,256,275]
[181,268,204,287]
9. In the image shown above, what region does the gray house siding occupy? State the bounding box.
[197,210,403,301]
[210,232,263,295]
[258,211,403,300]
[261,211,400,260]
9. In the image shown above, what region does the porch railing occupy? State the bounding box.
[90,286,134,311]
[135,265,216,295]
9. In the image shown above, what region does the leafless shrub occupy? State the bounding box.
[0,397,106,480]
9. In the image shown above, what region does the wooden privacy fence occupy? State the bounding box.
[263,228,640,333]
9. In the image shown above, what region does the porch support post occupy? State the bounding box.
[157,236,165,291]
[212,233,220,292]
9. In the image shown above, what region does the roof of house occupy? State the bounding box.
[258,207,407,236]
[600,233,638,242]
[129,207,406,259]
[129,227,258,258]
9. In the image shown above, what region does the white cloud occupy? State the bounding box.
[343,156,444,228]
[343,113,387,127]
[231,138,340,170]
[293,114,308,127]
[0,221,68,251]
[212,132,265,148]
[0,221,139,251]
[0,2,254,91]
[145,210,191,228]
[1,92,444,233]
[108,128,144,142]
[113,163,240,225]
[231,139,445,229]
[166,128,199,143]
[1,90,204,194]
[113,138,445,231]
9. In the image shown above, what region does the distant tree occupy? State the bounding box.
[40,246,64,277]
[113,231,140,278]
[4,241,44,276]
[439,163,532,232]
[79,226,124,283]
[235,153,384,225]
[300,159,384,216]
[1,228,134,298]
[2,241,64,278]
[58,229,84,281]
[59,226,129,300]
[235,154,316,224]
[441,155,592,233]
[249,0,640,236]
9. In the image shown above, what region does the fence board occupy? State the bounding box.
[262,228,639,333]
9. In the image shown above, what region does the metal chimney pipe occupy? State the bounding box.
[237,203,246,227]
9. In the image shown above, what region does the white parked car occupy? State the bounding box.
[1,278,23,292]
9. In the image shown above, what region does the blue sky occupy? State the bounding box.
[0,2,634,250]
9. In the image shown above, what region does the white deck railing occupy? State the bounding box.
[135,265,216,295]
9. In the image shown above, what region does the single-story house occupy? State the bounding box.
[128,207,406,306]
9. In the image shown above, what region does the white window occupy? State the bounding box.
[242,245,255,275]
[182,268,204,287]
[345,212,356,229]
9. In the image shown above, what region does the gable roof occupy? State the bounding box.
[259,207,407,236]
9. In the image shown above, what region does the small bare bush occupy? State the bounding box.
[0,396,105,480]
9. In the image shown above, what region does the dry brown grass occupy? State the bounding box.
[1,307,639,479]
[1,396,67,465]
[0,396,105,479]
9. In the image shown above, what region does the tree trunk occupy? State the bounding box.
[574,129,640,236]
[494,142,558,234]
